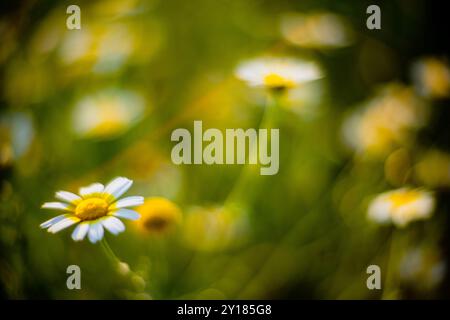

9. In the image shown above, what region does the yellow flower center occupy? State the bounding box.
[389,190,421,208]
[75,197,109,220]
[263,73,295,89]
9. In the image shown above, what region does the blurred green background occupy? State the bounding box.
[1,0,449,299]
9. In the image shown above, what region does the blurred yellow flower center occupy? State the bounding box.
[136,197,181,234]
[263,73,294,89]
[75,198,109,220]
[389,191,420,208]
[144,216,170,231]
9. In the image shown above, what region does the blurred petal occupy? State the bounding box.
[111,209,140,220]
[235,57,322,89]
[368,197,391,223]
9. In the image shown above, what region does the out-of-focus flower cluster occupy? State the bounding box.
[343,84,427,157]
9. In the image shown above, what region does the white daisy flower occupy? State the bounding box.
[368,188,435,228]
[235,57,322,90]
[40,177,143,243]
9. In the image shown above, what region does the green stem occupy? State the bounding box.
[100,238,121,265]
[381,229,400,300]
[100,237,149,297]
[224,91,281,207]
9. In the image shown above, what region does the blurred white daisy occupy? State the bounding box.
[342,84,426,157]
[399,247,446,291]
[40,177,143,243]
[411,57,450,99]
[72,89,145,139]
[235,57,322,91]
[280,12,354,49]
[368,188,435,228]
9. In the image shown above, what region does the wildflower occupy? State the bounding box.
[412,57,450,99]
[135,197,182,235]
[343,84,426,157]
[235,57,322,91]
[368,188,435,227]
[72,89,145,139]
[59,24,135,72]
[281,12,354,49]
[40,177,143,243]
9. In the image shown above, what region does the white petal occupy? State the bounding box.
[55,191,82,204]
[41,202,74,212]
[368,197,392,223]
[102,216,125,235]
[103,177,133,202]
[414,195,435,217]
[79,183,104,198]
[40,214,71,229]
[111,209,140,221]
[391,211,412,227]
[88,221,104,243]
[48,216,80,233]
[71,222,90,241]
[110,196,144,209]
